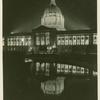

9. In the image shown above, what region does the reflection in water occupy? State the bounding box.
[28,59,97,95]
[4,52,97,100]
[41,77,65,95]
[32,62,89,77]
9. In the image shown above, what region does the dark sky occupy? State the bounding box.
[3,0,97,35]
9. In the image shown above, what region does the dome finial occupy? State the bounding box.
[50,0,56,5]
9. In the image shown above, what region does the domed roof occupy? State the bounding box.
[44,3,62,15]
[41,0,66,31]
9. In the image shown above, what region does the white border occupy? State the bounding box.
[98,0,100,100]
[0,0,3,100]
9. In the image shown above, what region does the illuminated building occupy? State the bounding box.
[30,61,95,95]
[41,0,65,31]
[30,61,90,78]
[3,0,97,96]
[41,77,65,95]
[3,0,97,54]
[32,27,97,54]
[3,32,32,52]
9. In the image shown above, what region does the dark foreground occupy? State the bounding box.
[3,52,97,100]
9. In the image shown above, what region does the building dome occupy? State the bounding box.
[41,0,65,31]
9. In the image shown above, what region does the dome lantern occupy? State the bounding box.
[50,0,56,6]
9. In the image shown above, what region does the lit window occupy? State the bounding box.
[65,64,68,73]
[81,35,85,45]
[68,65,72,73]
[36,36,40,45]
[60,64,65,72]
[22,37,26,46]
[85,35,89,45]
[93,71,97,76]
[72,36,76,45]
[45,63,50,76]
[60,37,65,45]
[24,38,28,46]
[46,37,50,45]
[81,67,84,74]
[76,36,81,45]
[16,37,19,46]
[17,37,20,46]
[13,37,15,46]
[68,36,73,45]
[65,36,68,45]
[9,38,11,46]
[72,66,76,74]
[41,63,45,71]
[36,62,40,72]
[10,38,13,46]
[93,34,97,45]
[15,37,18,46]
[46,33,50,45]
[14,37,16,46]
[41,36,45,45]
[57,36,61,45]
[57,64,61,73]
[76,66,81,74]
[18,38,21,46]
[86,69,89,74]
[27,37,31,46]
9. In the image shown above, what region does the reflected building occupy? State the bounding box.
[30,60,96,95]
[30,61,91,78]
[41,77,65,95]
[3,0,97,55]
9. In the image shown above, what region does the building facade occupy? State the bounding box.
[3,0,97,55]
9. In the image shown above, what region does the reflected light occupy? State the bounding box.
[41,77,65,95]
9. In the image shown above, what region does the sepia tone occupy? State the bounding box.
[3,0,97,100]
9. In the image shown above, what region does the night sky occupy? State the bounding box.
[3,0,97,35]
